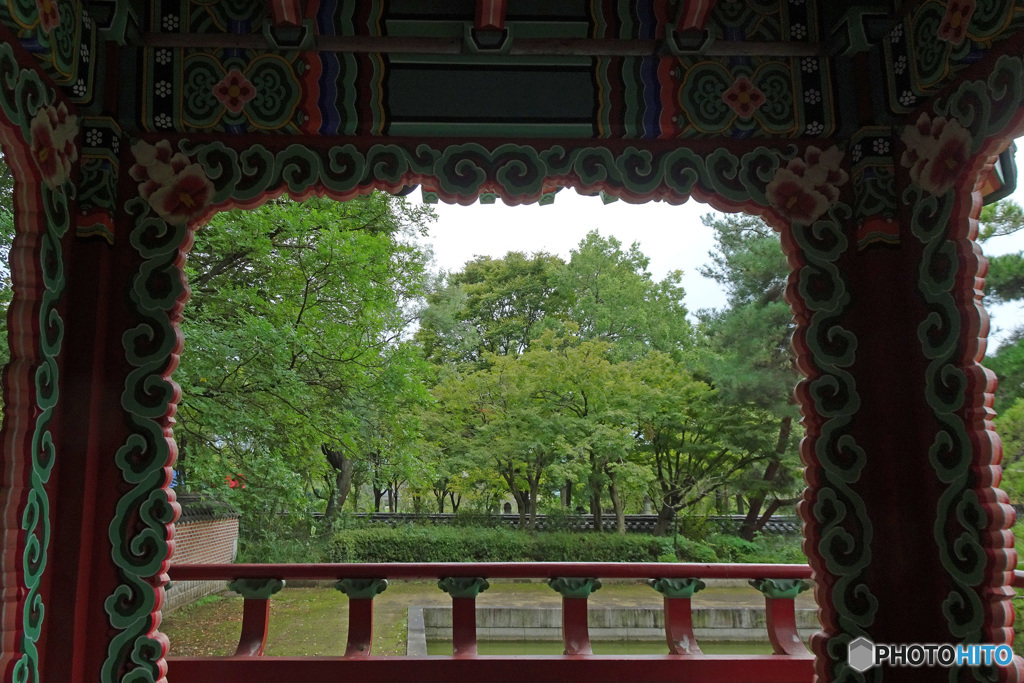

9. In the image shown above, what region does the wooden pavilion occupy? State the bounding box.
[0,1,1023,681]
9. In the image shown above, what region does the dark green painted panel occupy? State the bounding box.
[386,64,594,123]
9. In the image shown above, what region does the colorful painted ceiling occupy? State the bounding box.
[4,1,1022,143]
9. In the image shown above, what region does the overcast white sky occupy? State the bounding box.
[417,142,1024,351]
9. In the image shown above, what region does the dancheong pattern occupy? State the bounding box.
[904,52,1023,681]
[140,0,833,139]
[102,133,867,681]
[0,40,72,683]
[884,0,1024,113]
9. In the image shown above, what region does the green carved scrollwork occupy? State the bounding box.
[0,41,72,683]
[749,578,811,600]
[335,578,388,600]
[548,577,602,599]
[228,578,286,599]
[904,55,1024,677]
[438,577,490,599]
[647,578,706,599]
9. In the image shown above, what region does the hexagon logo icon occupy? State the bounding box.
[848,637,876,673]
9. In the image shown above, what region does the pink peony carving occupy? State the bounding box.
[722,76,765,118]
[213,69,256,114]
[900,112,973,196]
[937,0,975,44]
[35,0,60,33]
[130,140,214,225]
[766,146,848,224]
[30,103,78,189]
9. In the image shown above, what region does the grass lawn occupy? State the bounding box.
[162,581,811,657]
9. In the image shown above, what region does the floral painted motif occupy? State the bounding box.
[130,140,214,225]
[937,0,975,44]
[721,76,765,118]
[30,103,78,189]
[35,0,60,33]
[766,146,848,224]
[899,113,973,196]
[212,69,257,114]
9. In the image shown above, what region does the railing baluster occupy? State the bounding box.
[335,578,388,657]
[750,578,811,656]
[648,578,705,655]
[438,577,490,656]
[549,577,601,655]
[226,578,286,656]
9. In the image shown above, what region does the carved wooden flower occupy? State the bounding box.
[35,0,60,33]
[937,0,975,44]
[130,140,214,225]
[766,146,848,224]
[722,76,765,118]
[30,103,78,189]
[213,69,257,114]
[900,112,972,196]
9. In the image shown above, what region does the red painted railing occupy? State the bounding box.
[167,562,815,683]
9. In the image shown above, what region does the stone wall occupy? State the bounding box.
[164,494,239,613]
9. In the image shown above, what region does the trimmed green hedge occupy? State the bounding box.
[331,527,689,563]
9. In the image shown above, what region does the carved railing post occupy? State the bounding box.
[438,577,490,656]
[750,578,811,656]
[648,578,705,655]
[226,579,286,656]
[548,578,601,655]
[335,578,388,657]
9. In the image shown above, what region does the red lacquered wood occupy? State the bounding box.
[475,0,507,30]
[561,597,592,656]
[171,562,812,582]
[1014,570,1024,588]
[452,597,478,657]
[663,598,701,655]
[345,598,375,657]
[234,599,271,656]
[764,597,809,656]
[166,654,814,683]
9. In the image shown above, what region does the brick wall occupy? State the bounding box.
[164,496,240,613]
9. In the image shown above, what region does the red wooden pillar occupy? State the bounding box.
[335,578,388,657]
[438,577,490,656]
[548,578,601,656]
[227,578,286,656]
[750,579,810,656]
[648,578,705,655]
[790,47,1024,678]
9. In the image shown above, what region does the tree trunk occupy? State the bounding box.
[322,445,354,523]
[653,502,676,536]
[449,491,461,512]
[563,480,572,509]
[608,472,626,535]
[739,416,792,540]
[436,492,446,513]
[591,490,603,532]
[373,487,385,512]
[528,480,540,530]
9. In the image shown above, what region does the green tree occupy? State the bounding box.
[176,194,433,523]
[697,213,802,539]
[558,230,690,359]
[632,351,776,535]
[416,251,567,364]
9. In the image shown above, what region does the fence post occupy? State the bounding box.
[226,578,286,656]
[648,578,705,654]
[749,578,811,656]
[336,578,389,656]
[438,577,490,656]
[548,578,601,655]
